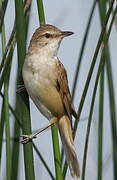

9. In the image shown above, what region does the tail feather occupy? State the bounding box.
[57,115,80,178]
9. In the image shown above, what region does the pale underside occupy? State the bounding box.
[23,53,74,122]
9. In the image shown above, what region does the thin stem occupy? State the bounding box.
[97,1,106,180]
[98,65,104,180]
[81,5,117,180]
[63,0,116,177]
[36,0,45,25]
[11,1,32,179]
[106,49,117,180]
[0,21,6,171]
[72,0,97,101]
[2,21,12,180]
[32,142,55,180]
[73,0,115,138]
[0,0,8,31]
[4,82,11,180]
[51,126,63,180]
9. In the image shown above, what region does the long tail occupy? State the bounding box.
[57,115,80,178]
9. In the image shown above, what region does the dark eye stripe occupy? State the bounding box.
[45,33,51,38]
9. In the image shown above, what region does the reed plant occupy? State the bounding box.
[0,0,116,179]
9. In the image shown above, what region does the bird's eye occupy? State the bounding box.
[45,33,51,38]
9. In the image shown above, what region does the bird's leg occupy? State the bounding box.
[20,117,58,144]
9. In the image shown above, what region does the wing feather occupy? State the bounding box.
[56,60,77,127]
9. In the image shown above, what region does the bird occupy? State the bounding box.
[21,24,80,178]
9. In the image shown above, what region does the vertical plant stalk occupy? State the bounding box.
[0,101,5,170]
[11,106,20,180]
[36,0,63,179]
[63,0,116,177]
[106,51,117,180]
[4,81,11,180]
[0,0,31,74]
[99,1,117,179]
[32,142,55,180]
[71,0,97,101]
[0,24,16,74]
[0,0,8,31]
[0,6,5,168]
[73,0,115,138]
[98,64,104,180]
[11,1,32,179]
[4,50,13,180]
[51,125,63,180]
[36,0,45,25]
[97,1,106,180]
[0,23,6,170]
[15,0,35,180]
[1,21,12,180]
[81,5,117,180]
[81,51,105,180]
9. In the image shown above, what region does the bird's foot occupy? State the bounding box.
[20,134,37,144]
[20,118,58,144]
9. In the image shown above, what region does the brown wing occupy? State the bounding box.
[56,60,77,126]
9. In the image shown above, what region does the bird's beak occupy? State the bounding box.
[60,31,74,38]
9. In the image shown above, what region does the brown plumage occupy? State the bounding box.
[22,24,80,178]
